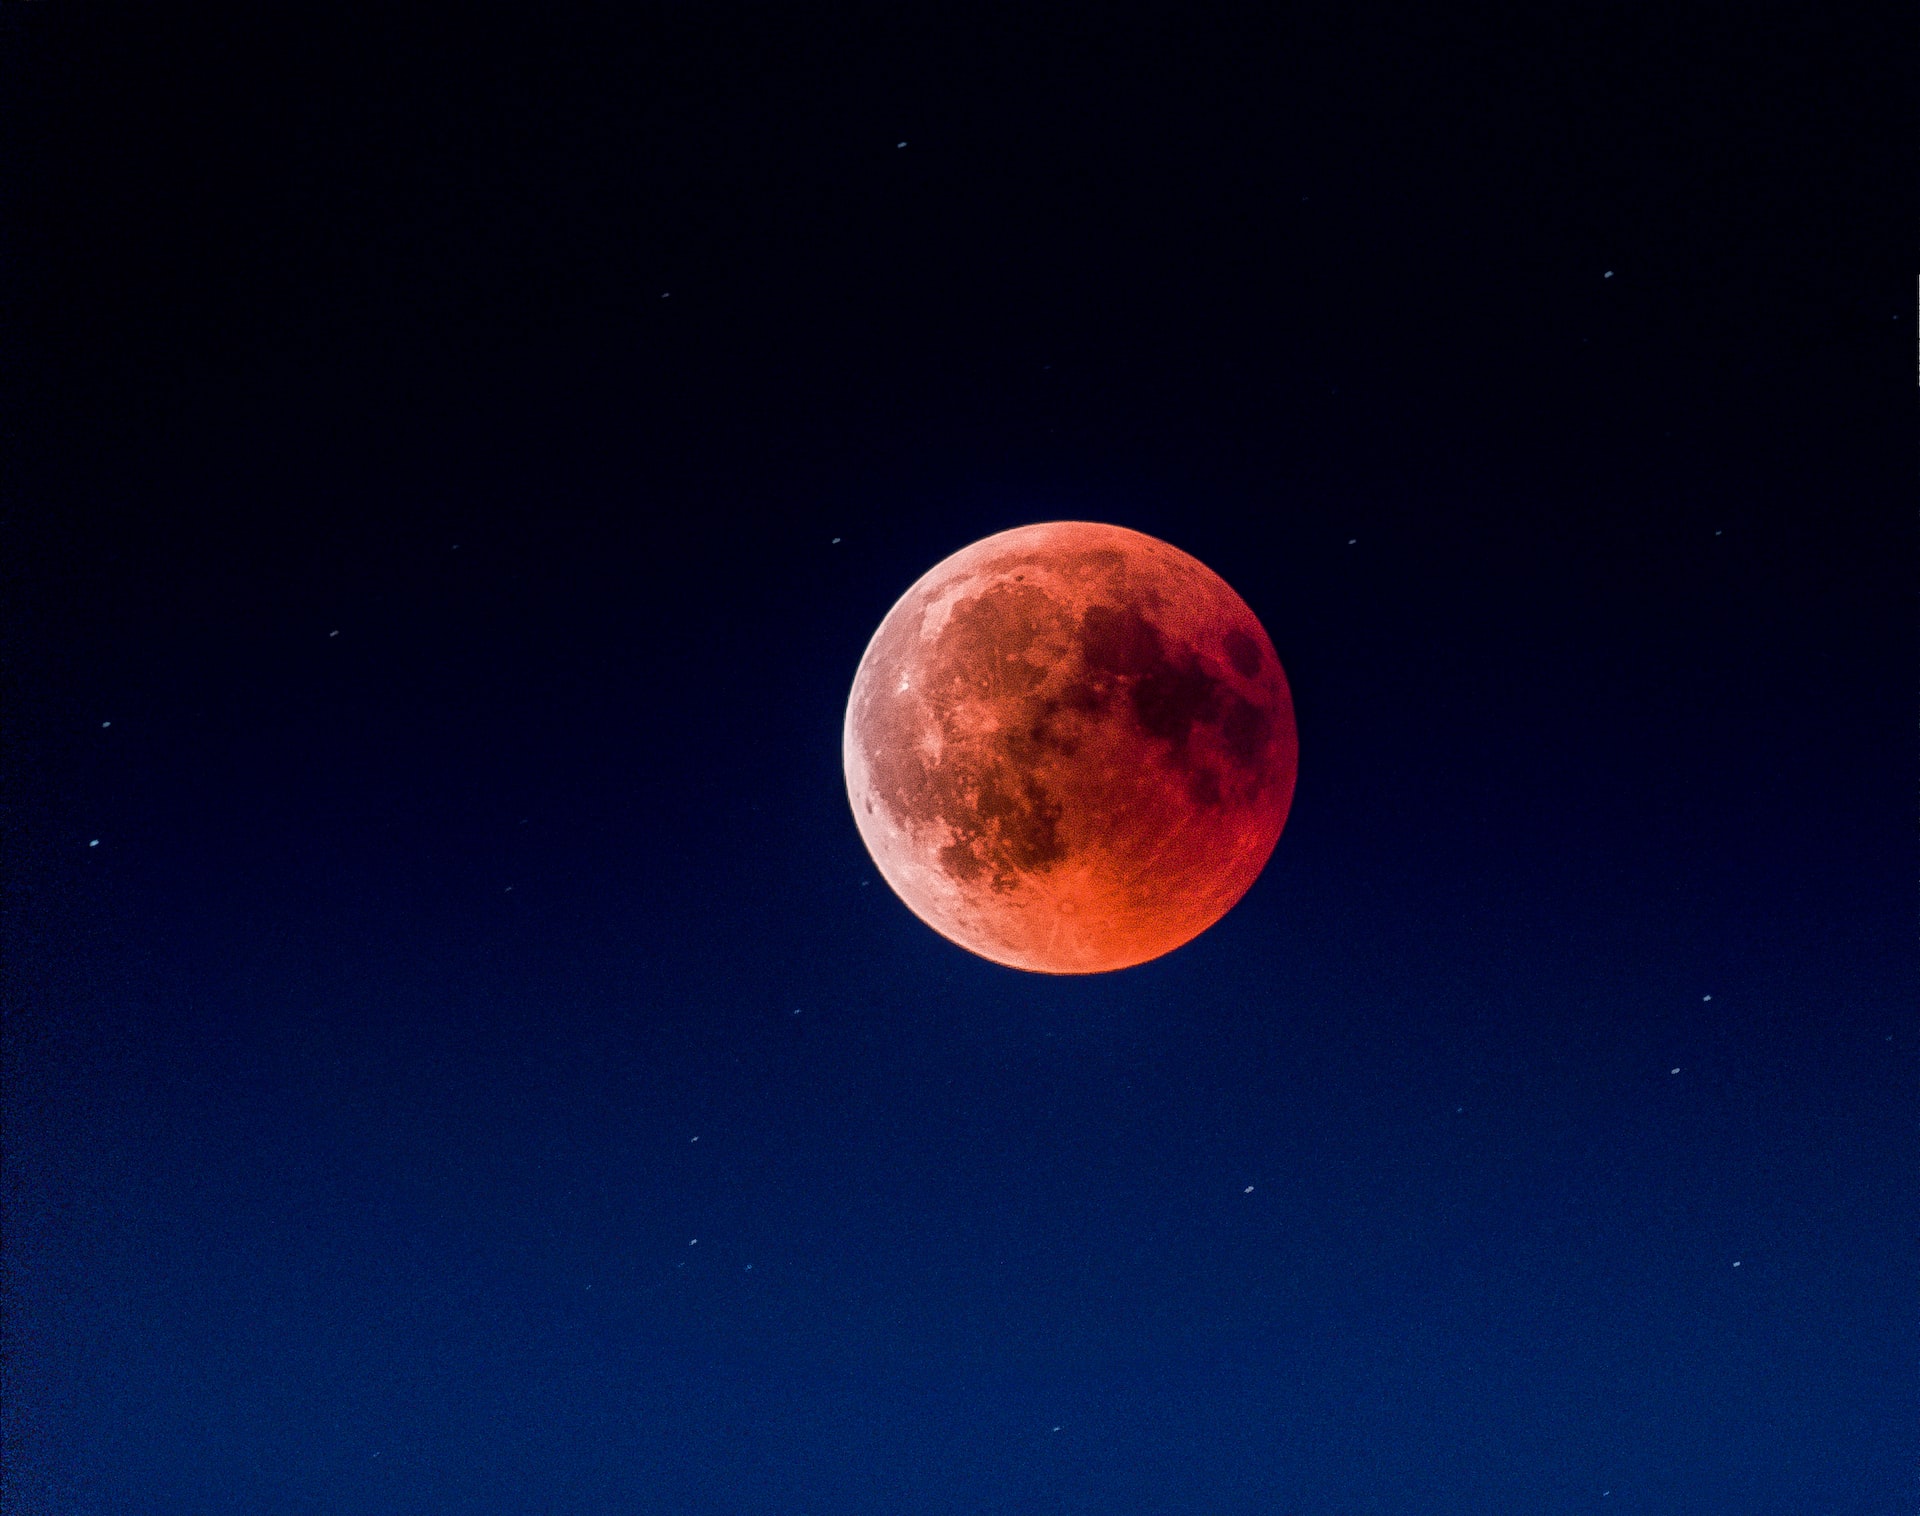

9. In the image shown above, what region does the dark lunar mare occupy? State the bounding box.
[1077,604,1275,797]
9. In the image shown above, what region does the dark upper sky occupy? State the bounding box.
[4,5,1911,1514]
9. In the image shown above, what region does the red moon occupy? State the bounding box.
[844,521,1297,974]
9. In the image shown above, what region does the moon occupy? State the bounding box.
[844,521,1297,974]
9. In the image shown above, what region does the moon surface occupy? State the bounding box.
[844,521,1297,973]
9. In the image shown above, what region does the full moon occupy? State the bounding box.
[844,521,1297,974]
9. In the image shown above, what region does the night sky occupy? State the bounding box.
[4,6,1912,1513]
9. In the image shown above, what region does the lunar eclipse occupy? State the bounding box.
[844,521,1297,973]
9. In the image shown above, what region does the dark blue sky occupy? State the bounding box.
[5,5,1912,1513]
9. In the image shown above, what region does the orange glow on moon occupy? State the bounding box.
[844,521,1297,973]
